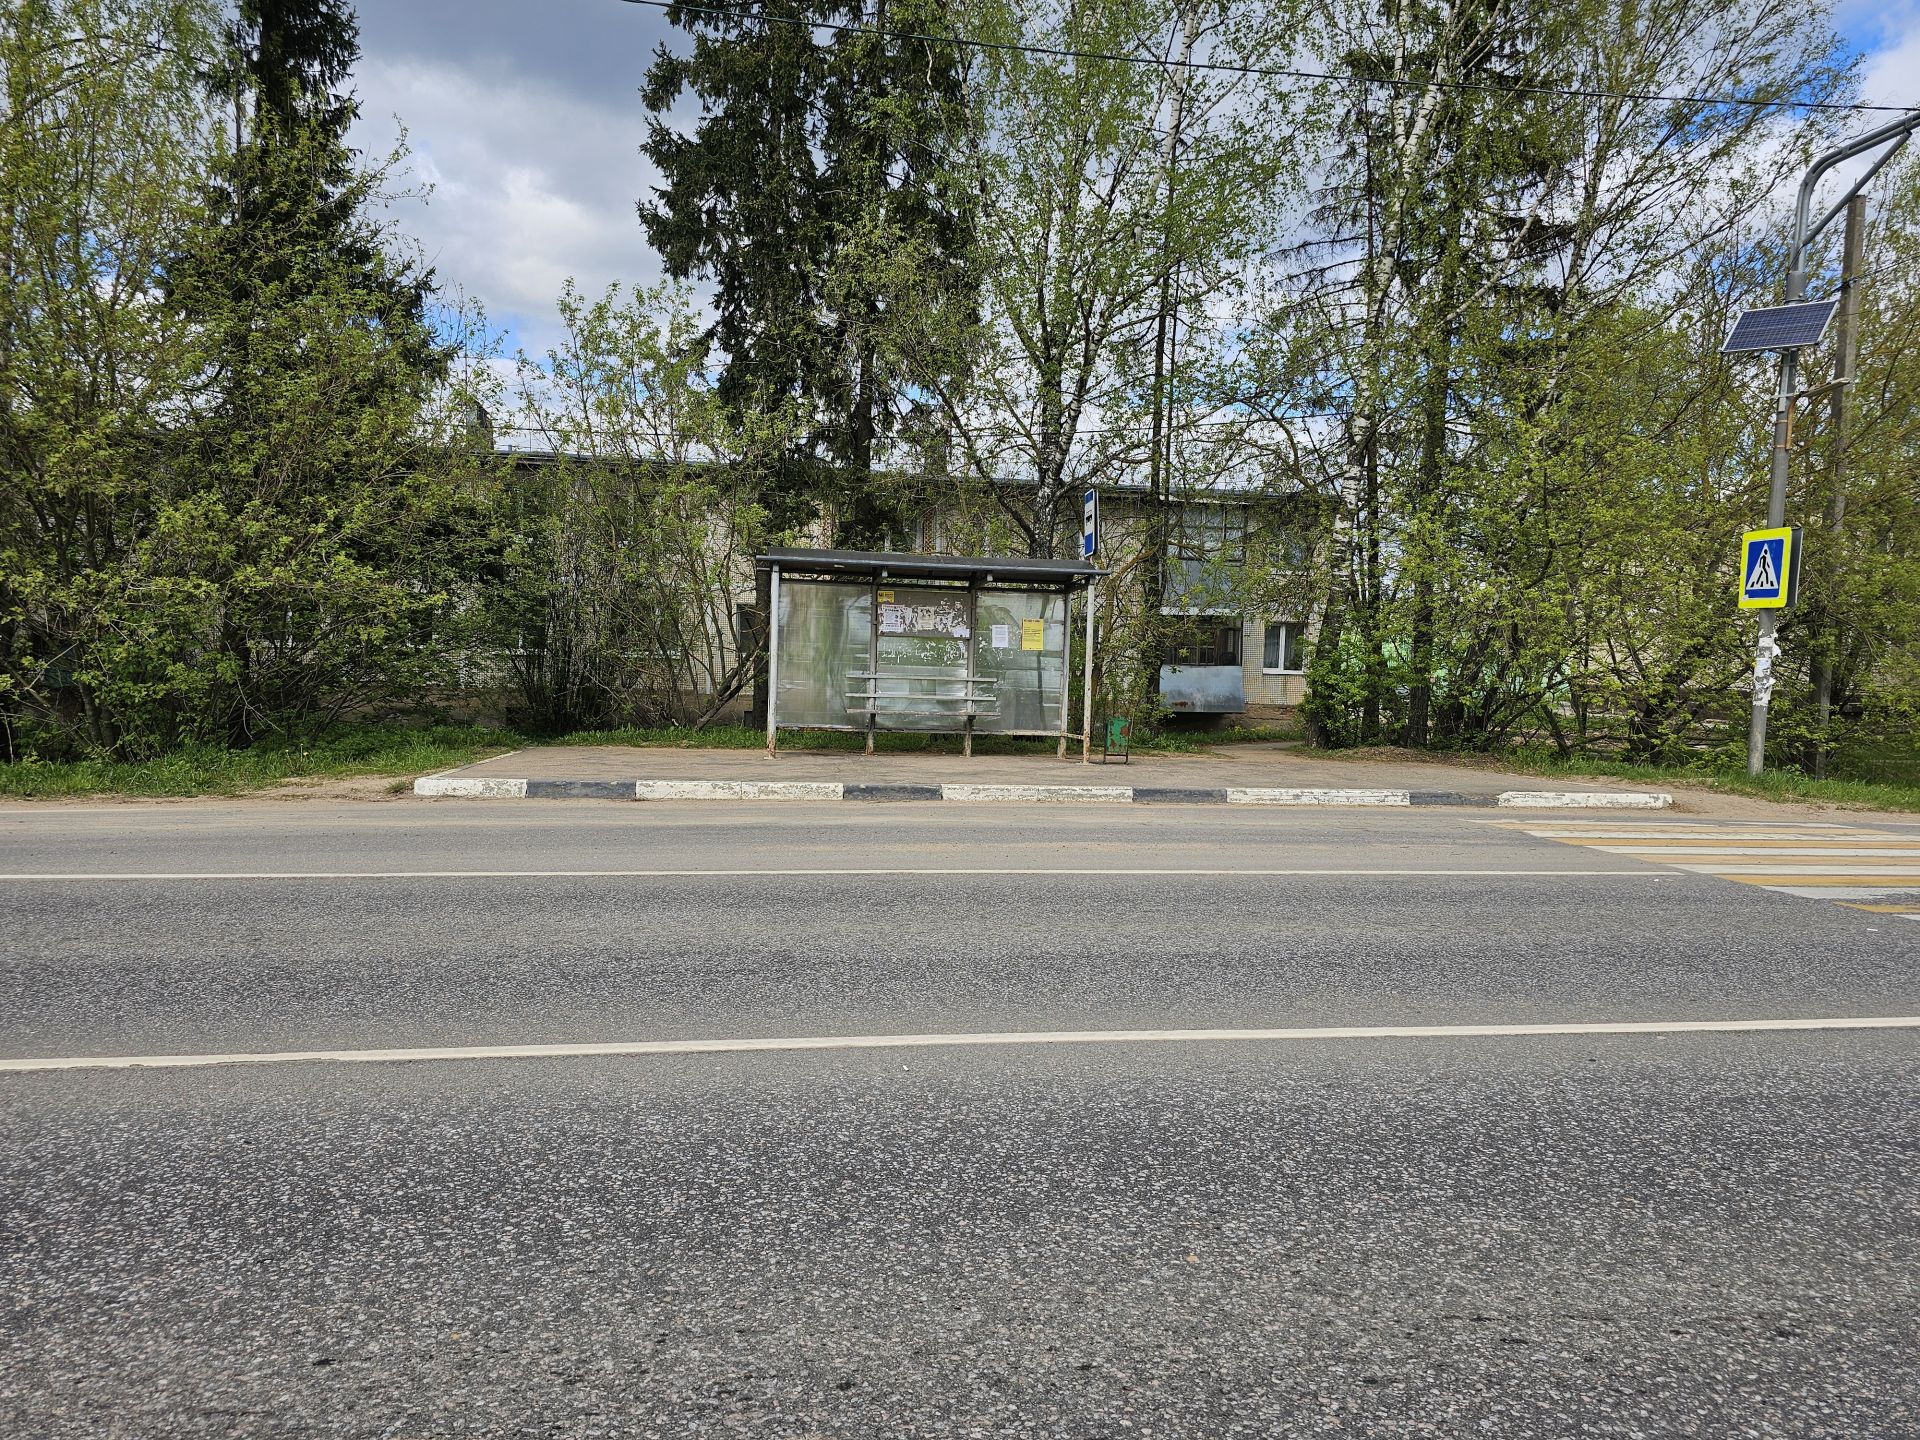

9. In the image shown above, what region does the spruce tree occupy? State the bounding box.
[166,0,460,744]
[640,0,974,543]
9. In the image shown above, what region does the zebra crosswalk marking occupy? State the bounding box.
[1493,818,1920,912]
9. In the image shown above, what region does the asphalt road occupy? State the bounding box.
[3,800,1918,1437]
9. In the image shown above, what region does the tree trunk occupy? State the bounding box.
[1402,162,1467,750]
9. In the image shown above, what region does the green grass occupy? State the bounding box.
[1208,722,1306,745]
[1489,751,1920,813]
[0,725,521,799]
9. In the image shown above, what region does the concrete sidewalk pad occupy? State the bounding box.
[414,747,1672,809]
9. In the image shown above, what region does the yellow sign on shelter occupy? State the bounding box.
[1020,618,1046,651]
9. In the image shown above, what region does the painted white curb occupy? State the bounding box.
[414,776,529,798]
[1496,791,1672,809]
[635,779,845,802]
[1226,787,1411,806]
[941,784,1135,803]
[410,775,1676,810]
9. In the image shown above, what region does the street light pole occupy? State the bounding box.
[1746,111,1920,777]
[1809,195,1867,778]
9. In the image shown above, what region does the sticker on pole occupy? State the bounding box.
[1737,526,1800,610]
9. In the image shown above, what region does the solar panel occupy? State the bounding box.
[1721,299,1839,355]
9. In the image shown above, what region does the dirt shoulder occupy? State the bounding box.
[0,774,415,807]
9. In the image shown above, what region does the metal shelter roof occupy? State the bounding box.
[758,548,1102,584]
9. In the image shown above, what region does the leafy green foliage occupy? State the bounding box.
[1274,0,1917,787]
[494,281,792,732]
[1,0,483,761]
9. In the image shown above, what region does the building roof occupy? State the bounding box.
[759,548,1102,584]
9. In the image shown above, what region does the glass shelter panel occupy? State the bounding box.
[973,591,1067,734]
[772,572,1072,737]
[775,579,867,729]
[871,585,975,732]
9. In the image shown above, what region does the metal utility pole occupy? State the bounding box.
[1745,113,1919,778]
[1808,195,1867,778]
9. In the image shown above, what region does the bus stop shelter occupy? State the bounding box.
[759,548,1101,757]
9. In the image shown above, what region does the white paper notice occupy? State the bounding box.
[991,624,1010,648]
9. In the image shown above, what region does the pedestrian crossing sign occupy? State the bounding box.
[1737,526,1799,610]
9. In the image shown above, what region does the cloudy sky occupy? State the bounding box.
[347,0,1920,364]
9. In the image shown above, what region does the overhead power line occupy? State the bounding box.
[611,0,1918,117]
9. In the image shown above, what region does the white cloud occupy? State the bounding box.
[349,53,665,359]
[1857,0,1920,108]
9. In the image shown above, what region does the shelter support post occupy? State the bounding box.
[866,578,880,756]
[1057,580,1072,759]
[765,566,781,756]
[963,581,978,758]
[1081,577,1096,763]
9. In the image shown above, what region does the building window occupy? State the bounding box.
[1165,503,1249,609]
[1262,620,1303,673]
[1165,619,1242,668]
[1173,504,1248,565]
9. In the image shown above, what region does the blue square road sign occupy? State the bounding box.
[1738,526,1799,611]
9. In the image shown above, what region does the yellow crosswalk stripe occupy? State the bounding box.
[1721,874,1920,887]
[1555,838,1920,849]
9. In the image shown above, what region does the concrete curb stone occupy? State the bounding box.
[414,775,530,799]
[413,772,1674,809]
[942,784,1135,804]
[1226,788,1409,806]
[844,783,944,802]
[525,779,637,800]
[1495,789,1672,809]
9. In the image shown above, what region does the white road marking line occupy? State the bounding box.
[6,1015,1918,1074]
[0,867,1670,882]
